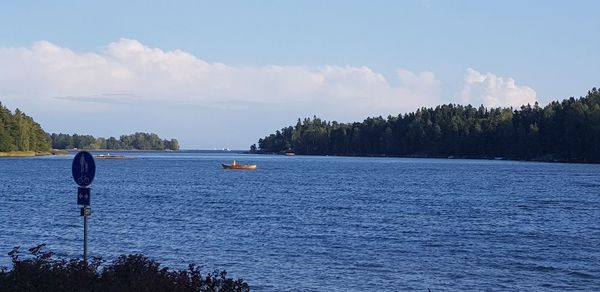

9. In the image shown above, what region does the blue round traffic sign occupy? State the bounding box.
[72,151,96,186]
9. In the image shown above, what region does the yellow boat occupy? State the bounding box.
[222,160,257,170]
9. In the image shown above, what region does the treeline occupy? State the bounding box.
[0,102,51,152]
[254,88,600,163]
[50,132,180,151]
[1,102,181,152]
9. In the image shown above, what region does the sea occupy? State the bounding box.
[0,151,599,291]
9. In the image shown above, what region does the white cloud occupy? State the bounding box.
[459,68,537,108]
[0,38,441,117]
[0,40,540,148]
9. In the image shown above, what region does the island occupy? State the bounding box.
[0,102,179,156]
[252,87,600,163]
[49,132,180,151]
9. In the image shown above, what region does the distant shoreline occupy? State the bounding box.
[1,149,247,157]
[3,149,591,164]
[65,149,175,152]
[251,152,596,164]
[0,150,68,157]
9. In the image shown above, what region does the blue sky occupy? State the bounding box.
[0,1,599,149]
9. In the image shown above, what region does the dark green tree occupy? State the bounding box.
[253,88,600,163]
[0,103,50,152]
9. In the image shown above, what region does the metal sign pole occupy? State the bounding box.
[83,212,88,262]
[80,205,91,262]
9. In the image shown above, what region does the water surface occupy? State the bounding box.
[1,152,599,290]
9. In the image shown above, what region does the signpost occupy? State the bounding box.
[72,151,95,263]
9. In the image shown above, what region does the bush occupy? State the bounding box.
[0,244,249,292]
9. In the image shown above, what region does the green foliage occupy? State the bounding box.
[0,103,51,152]
[50,132,180,151]
[0,101,179,152]
[0,244,249,292]
[254,88,600,163]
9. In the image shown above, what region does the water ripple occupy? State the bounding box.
[1,153,599,291]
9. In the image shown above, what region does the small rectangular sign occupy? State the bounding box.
[77,187,91,206]
[80,206,91,217]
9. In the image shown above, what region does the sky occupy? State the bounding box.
[0,0,599,149]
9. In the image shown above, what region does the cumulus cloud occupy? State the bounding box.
[0,40,542,148]
[0,39,441,116]
[459,68,537,108]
